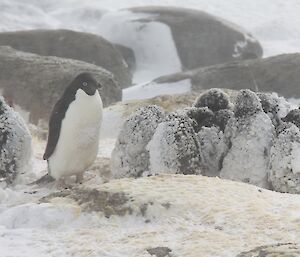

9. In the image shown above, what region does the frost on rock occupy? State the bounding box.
[111,105,165,178]
[269,123,300,193]
[198,126,228,177]
[147,113,202,175]
[220,90,275,189]
[0,97,32,185]
[257,92,293,127]
[193,88,231,112]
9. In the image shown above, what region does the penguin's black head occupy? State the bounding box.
[71,72,102,96]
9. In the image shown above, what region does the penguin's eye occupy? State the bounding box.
[82,82,88,86]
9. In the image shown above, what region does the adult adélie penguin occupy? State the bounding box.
[43,72,103,186]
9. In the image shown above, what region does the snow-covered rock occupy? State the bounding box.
[147,113,202,175]
[111,105,166,178]
[220,90,275,189]
[0,97,32,185]
[269,123,300,193]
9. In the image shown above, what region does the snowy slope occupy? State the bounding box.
[1,151,300,257]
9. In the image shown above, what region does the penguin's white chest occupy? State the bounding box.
[49,89,103,179]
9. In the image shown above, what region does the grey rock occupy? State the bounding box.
[154,53,300,99]
[236,243,300,257]
[0,46,121,124]
[147,247,172,257]
[129,6,262,70]
[114,43,136,73]
[0,29,132,89]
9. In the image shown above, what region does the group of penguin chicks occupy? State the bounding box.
[112,88,300,194]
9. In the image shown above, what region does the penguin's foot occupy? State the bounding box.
[75,173,84,184]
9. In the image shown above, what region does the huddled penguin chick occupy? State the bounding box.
[269,122,300,193]
[185,107,215,132]
[197,126,227,177]
[111,105,165,178]
[214,109,234,132]
[147,113,202,175]
[282,109,300,129]
[220,89,275,189]
[0,97,32,185]
[193,88,231,112]
[257,92,292,127]
[43,72,103,186]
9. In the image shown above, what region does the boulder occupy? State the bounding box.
[98,6,262,82]
[147,247,173,257]
[154,53,300,99]
[0,29,132,88]
[0,46,121,124]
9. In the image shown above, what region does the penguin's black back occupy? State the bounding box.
[43,72,100,160]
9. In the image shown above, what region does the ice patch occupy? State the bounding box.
[122,79,191,101]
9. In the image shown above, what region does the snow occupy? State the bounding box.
[2,170,300,257]
[123,80,191,101]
